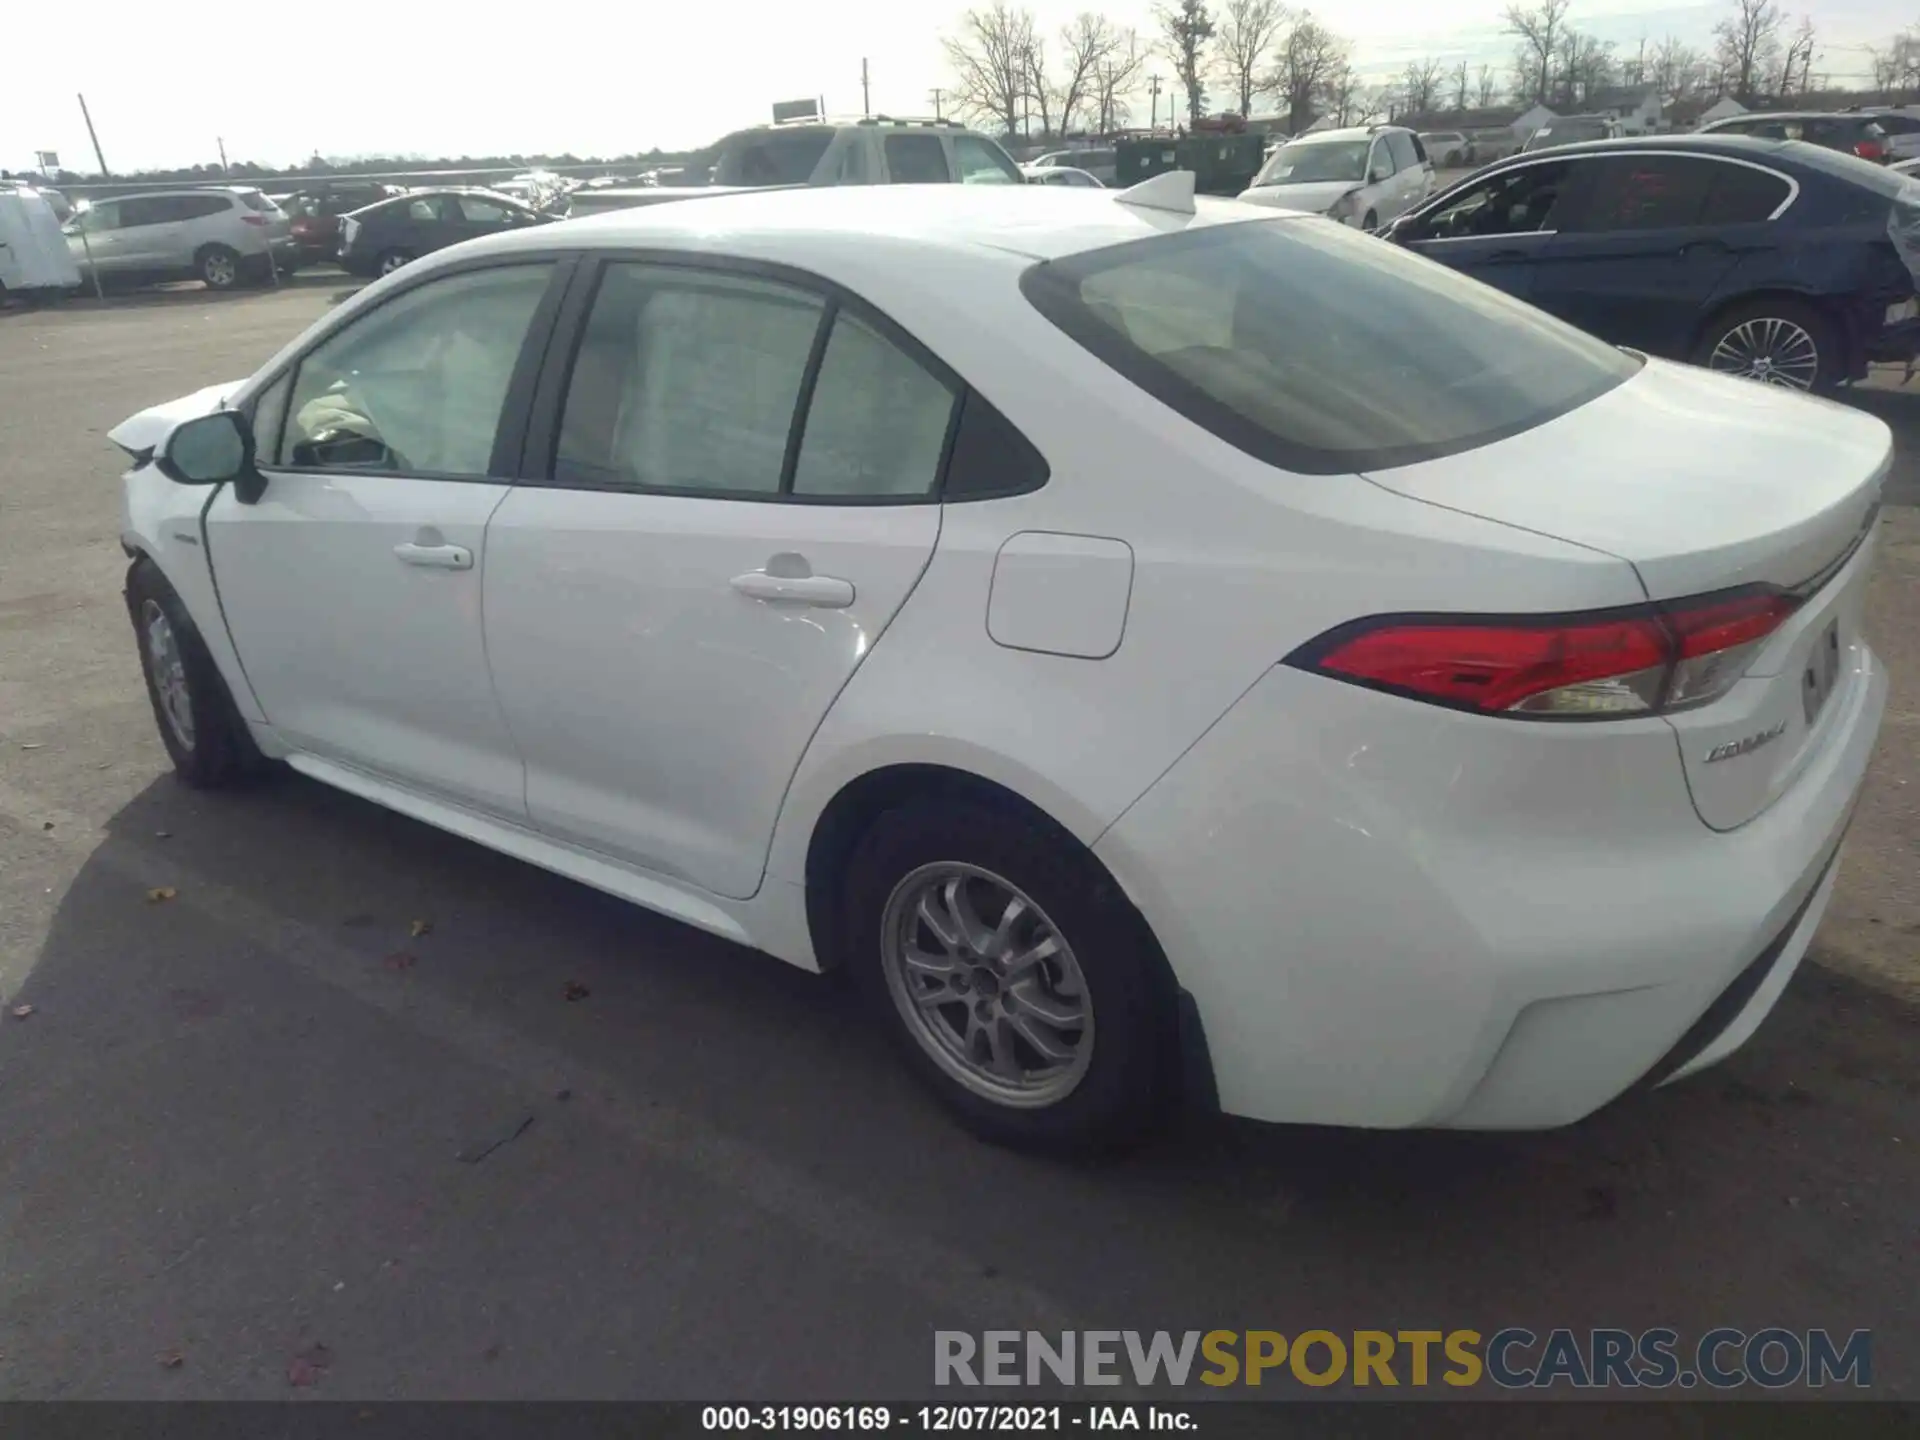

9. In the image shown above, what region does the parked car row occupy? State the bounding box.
[62,187,295,290]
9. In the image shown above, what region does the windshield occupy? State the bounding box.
[1254,139,1369,187]
[1020,217,1639,474]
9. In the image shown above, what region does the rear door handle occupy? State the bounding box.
[729,571,855,607]
[394,541,473,570]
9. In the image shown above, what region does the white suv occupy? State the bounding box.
[1236,125,1434,230]
[65,187,294,290]
[708,117,1024,187]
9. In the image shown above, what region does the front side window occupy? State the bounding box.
[178,194,233,220]
[1254,139,1369,186]
[278,263,552,476]
[74,200,120,232]
[886,133,951,183]
[404,197,445,222]
[1698,162,1792,222]
[955,136,1022,184]
[555,265,823,495]
[1022,218,1639,474]
[1409,160,1575,239]
[116,198,173,228]
[1388,132,1420,171]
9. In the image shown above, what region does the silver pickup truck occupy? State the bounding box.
[568,116,1025,216]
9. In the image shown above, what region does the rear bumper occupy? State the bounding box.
[1094,648,1887,1130]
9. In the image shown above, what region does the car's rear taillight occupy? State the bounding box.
[241,213,268,226]
[1855,139,1887,162]
[1286,588,1802,719]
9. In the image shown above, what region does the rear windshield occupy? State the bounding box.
[713,129,835,185]
[239,190,275,212]
[1020,218,1641,474]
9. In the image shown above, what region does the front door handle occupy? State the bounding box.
[394,541,473,570]
[729,571,855,607]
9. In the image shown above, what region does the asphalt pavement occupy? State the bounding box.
[1,281,1916,1404]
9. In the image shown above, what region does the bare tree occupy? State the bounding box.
[1449,60,1471,111]
[1216,0,1287,118]
[1270,11,1348,132]
[1650,35,1704,96]
[1621,36,1648,87]
[1504,0,1572,104]
[1093,29,1148,130]
[1776,16,1815,96]
[1555,30,1615,106]
[1402,58,1446,115]
[1022,33,1054,137]
[1476,63,1501,106]
[1157,0,1217,126]
[1713,0,1784,103]
[1052,15,1117,133]
[1326,59,1361,125]
[1869,42,1903,95]
[942,3,1038,136]
[1357,82,1400,124]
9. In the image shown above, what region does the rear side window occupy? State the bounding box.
[954,135,1021,184]
[177,194,233,220]
[713,129,834,185]
[886,134,950,183]
[1388,132,1419,170]
[1021,219,1640,474]
[1700,162,1792,222]
[1573,155,1719,230]
[791,311,958,498]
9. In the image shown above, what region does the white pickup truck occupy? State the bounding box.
[568,117,1026,216]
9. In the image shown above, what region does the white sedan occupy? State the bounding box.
[115,176,1888,1153]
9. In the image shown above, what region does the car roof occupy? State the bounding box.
[1288,126,1389,144]
[1492,133,1804,162]
[100,186,252,199]
[450,183,1282,269]
[1706,110,1875,124]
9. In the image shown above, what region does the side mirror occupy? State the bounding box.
[158,411,265,502]
[1384,213,1417,242]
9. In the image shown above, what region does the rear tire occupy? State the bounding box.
[197,244,242,291]
[126,559,268,788]
[1361,209,1378,232]
[375,248,412,277]
[1692,296,1839,393]
[842,797,1175,1155]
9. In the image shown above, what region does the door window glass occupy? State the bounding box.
[554,264,823,495]
[1699,163,1792,223]
[1387,131,1419,171]
[792,311,957,498]
[1367,140,1393,181]
[177,194,233,220]
[954,136,1022,184]
[1573,155,1718,231]
[77,200,121,232]
[457,196,518,223]
[278,264,552,476]
[117,197,174,228]
[885,133,951,183]
[405,197,445,222]
[1410,160,1575,239]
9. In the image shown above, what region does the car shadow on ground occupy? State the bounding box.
[1,270,353,318]
[5,767,1916,1398]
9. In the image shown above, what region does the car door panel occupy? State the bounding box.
[1401,157,1590,302]
[204,478,524,815]
[482,260,956,899]
[1407,234,1548,300]
[484,495,939,895]
[201,260,561,818]
[1524,156,1771,357]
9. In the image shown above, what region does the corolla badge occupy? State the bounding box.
[1704,721,1788,764]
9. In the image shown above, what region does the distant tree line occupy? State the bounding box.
[9,148,701,190]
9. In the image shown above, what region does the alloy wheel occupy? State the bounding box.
[1707,316,1819,390]
[141,599,195,751]
[378,252,409,276]
[879,862,1094,1108]
[203,252,236,288]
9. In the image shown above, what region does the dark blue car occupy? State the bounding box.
[1385,135,1920,393]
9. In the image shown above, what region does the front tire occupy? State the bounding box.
[1692,297,1838,393]
[126,560,267,788]
[197,245,242,291]
[843,798,1175,1154]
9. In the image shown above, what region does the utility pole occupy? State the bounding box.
[77,92,109,177]
[929,87,945,120]
[861,58,871,116]
[216,136,229,173]
[1148,73,1163,130]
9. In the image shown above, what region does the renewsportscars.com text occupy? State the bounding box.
[934,1328,1872,1390]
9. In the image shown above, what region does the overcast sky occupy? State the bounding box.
[2,0,1911,173]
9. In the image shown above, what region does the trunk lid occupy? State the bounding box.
[1360,358,1890,598]
[1362,357,1890,831]
[107,379,243,458]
